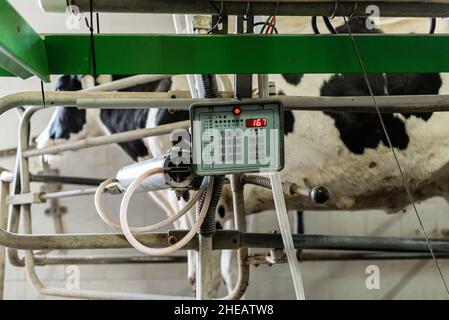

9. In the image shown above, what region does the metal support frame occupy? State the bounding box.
[43,0,449,17]
[1,1,449,79]
[43,34,449,75]
[2,32,449,79]
[0,1,448,299]
[0,0,49,81]
[0,176,10,299]
[6,91,449,118]
[4,98,449,299]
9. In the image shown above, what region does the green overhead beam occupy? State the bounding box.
[0,0,50,82]
[1,32,449,77]
[42,34,449,75]
[0,68,13,77]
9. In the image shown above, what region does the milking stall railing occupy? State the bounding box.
[2,0,449,300]
[3,90,449,299]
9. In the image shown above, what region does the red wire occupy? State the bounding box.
[266,16,276,34]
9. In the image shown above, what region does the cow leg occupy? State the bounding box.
[221,219,238,294]
[177,196,197,294]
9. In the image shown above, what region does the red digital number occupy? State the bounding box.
[246,118,267,127]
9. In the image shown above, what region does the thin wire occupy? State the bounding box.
[429,17,437,34]
[254,22,278,34]
[311,16,320,34]
[207,1,224,34]
[323,16,337,34]
[260,16,272,34]
[86,0,97,76]
[40,81,46,108]
[266,16,276,34]
[96,13,100,34]
[343,16,449,297]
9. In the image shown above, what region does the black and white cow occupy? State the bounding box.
[36,17,449,295]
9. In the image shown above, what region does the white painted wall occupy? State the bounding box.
[1,1,449,299]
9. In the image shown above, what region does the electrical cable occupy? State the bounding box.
[266,16,276,34]
[343,16,449,297]
[311,16,320,34]
[254,22,278,34]
[96,12,100,34]
[260,15,272,33]
[40,81,46,108]
[85,0,97,76]
[429,17,437,34]
[323,16,337,34]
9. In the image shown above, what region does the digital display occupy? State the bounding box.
[246,118,268,127]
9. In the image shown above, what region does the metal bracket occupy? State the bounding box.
[0,0,50,81]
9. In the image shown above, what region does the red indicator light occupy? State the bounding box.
[232,107,241,115]
[246,118,268,127]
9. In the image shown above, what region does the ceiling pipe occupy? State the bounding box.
[39,0,449,17]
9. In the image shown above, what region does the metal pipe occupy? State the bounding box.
[25,264,190,299]
[2,228,449,252]
[41,0,449,17]
[6,92,449,118]
[0,229,193,251]
[221,174,250,300]
[6,153,24,267]
[78,94,449,113]
[0,91,223,118]
[23,119,190,157]
[82,75,173,92]
[24,249,191,300]
[30,174,106,186]
[0,148,16,159]
[32,254,187,266]
[297,251,449,261]
[0,179,10,299]
[247,252,449,265]
[240,233,449,253]
[18,112,194,300]
[6,106,35,268]
[39,188,98,200]
[196,235,213,300]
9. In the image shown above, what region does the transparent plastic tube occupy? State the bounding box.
[269,172,306,300]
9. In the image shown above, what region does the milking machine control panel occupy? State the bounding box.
[190,100,284,176]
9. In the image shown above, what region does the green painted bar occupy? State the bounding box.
[43,34,449,75]
[0,0,49,81]
[0,68,13,77]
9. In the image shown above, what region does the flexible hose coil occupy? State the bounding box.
[199,73,224,236]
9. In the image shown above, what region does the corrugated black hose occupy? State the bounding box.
[197,74,224,236]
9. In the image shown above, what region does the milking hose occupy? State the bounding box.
[120,170,214,256]
[94,175,207,233]
[94,168,212,255]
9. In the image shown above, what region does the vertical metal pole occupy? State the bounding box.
[228,175,250,299]
[234,15,254,99]
[220,15,254,300]
[0,177,11,300]
[258,74,269,98]
[196,235,213,299]
[194,15,217,301]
